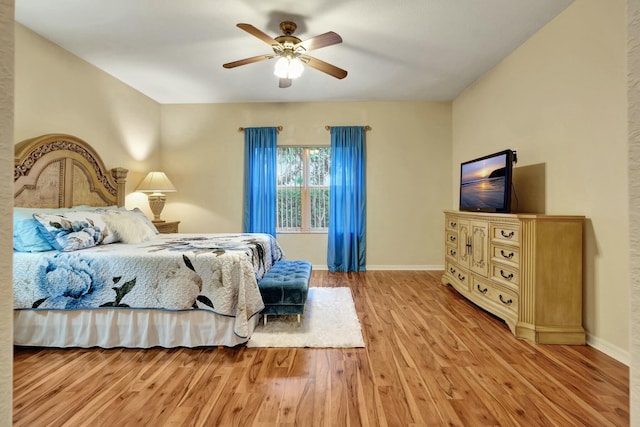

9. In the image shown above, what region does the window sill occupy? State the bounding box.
[277,231,328,235]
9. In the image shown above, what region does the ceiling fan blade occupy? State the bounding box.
[298,31,342,52]
[223,54,274,69]
[279,78,292,88]
[303,56,348,79]
[237,23,281,46]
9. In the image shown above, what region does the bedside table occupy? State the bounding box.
[153,220,180,234]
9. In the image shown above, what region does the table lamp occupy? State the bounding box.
[135,171,177,223]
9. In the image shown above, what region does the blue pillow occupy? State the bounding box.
[13,208,56,252]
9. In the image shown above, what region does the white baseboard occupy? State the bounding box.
[311,265,444,271]
[365,265,444,271]
[586,333,630,366]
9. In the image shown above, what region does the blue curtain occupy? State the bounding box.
[327,126,366,272]
[243,127,278,237]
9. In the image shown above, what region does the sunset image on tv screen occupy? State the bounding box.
[460,153,507,210]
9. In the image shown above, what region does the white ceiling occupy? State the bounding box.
[15,0,574,104]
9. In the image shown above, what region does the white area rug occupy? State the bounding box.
[247,287,365,348]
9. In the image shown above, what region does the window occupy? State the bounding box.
[277,146,330,232]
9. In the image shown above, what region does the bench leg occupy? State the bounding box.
[297,314,301,323]
[264,315,267,325]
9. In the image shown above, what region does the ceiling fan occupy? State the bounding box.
[223,21,347,88]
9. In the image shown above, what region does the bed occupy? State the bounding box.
[13,133,283,348]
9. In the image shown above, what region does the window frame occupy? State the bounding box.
[276,145,330,234]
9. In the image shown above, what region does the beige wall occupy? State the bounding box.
[452,0,629,358]
[628,0,640,422]
[0,2,13,424]
[160,102,452,268]
[12,25,455,270]
[14,23,162,204]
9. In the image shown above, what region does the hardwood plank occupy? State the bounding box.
[13,271,630,426]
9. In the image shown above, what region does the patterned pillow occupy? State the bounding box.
[33,211,117,251]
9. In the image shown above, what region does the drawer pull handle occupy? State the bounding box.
[477,284,488,294]
[457,273,465,281]
[499,294,513,306]
[500,230,515,239]
[449,267,456,274]
[500,250,514,259]
[450,221,457,228]
[449,249,457,256]
[500,270,514,280]
[449,235,456,242]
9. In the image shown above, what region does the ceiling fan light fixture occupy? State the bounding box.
[288,57,304,79]
[274,56,304,79]
[273,57,289,78]
[225,21,346,86]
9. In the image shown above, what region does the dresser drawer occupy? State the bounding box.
[445,261,470,291]
[491,244,520,268]
[445,231,458,246]
[445,217,459,232]
[491,263,519,289]
[473,278,519,316]
[445,244,458,260]
[491,223,520,245]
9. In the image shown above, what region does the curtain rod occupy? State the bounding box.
[238,126,283,133]
[325,125,372,131]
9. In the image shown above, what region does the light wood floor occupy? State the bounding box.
[14,271,629,426]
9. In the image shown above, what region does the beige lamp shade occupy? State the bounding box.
[135,171,177,194]
[135,172,177,223]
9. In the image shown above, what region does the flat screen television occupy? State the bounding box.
[459,149,515,213]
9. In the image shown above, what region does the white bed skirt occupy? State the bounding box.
[14,309,258,348]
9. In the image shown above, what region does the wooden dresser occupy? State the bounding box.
[442,210,585,344]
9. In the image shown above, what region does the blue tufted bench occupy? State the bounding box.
[258,260,312,324]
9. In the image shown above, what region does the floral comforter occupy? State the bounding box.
[13,233,284,338]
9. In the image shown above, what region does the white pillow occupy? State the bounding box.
[129,207,159,234]
[103,211,158,244]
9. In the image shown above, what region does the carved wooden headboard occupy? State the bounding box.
[14,134,128,208]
